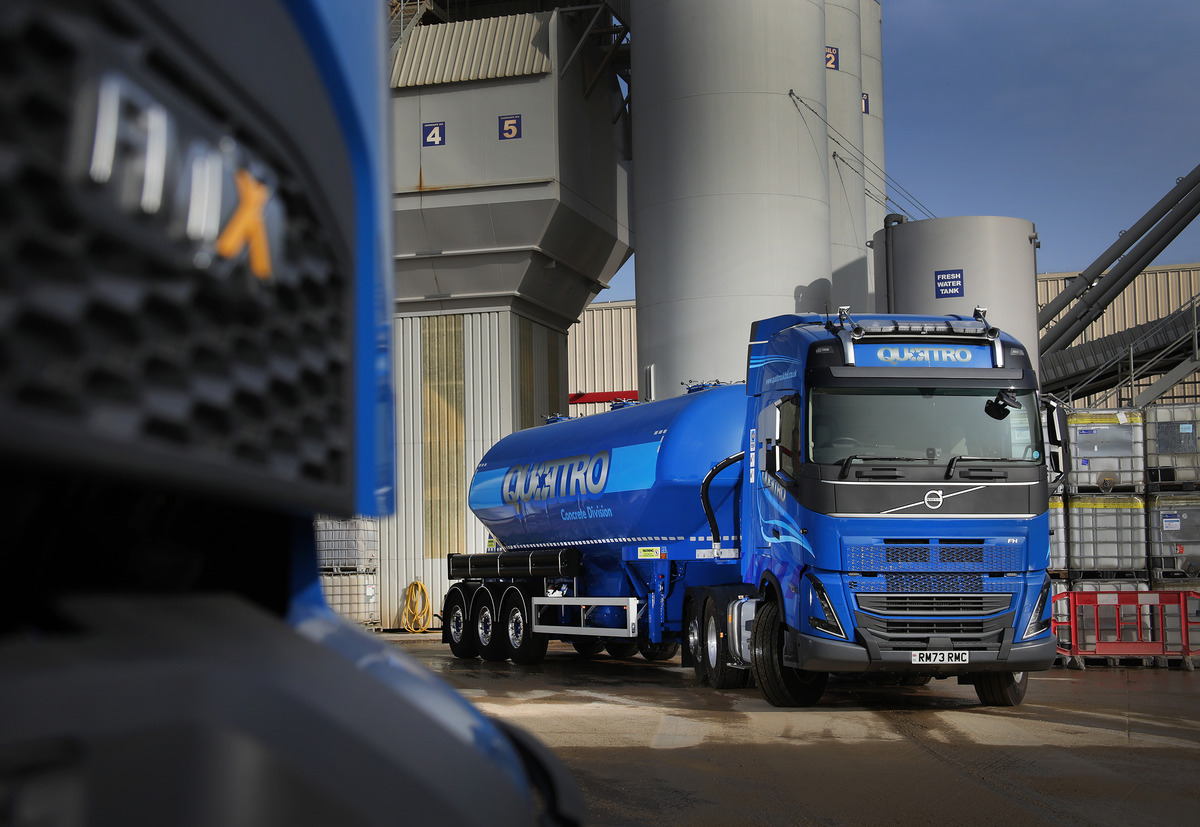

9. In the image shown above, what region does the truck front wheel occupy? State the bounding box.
[973,671,1028,706]
[445,590,477,659]
[750,601,827,707]
[501,591,548,664]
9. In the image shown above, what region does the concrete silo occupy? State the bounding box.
[630,0,832,397]
[826,0,869,312]
[860,0,886,296]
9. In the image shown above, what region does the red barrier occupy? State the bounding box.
[1052,590,1200,663]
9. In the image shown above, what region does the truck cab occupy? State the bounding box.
[739,309,1058,705]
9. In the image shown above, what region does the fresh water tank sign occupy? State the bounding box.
[934,269,965,299]
[422,122,446,147]
[499,115,522,140]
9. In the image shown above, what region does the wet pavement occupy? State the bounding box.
[386,634,1200,826]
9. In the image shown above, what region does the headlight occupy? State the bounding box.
[806,573,848,640]
[1023,576,1051,640]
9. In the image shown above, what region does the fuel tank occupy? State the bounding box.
[468,384,747,550]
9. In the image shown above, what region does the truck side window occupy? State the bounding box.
[778,395,801,479]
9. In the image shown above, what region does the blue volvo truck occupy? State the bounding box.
[0,1,582,823]
[447,309,1062,707]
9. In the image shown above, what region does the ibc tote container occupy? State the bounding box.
[1147,494,1200,578]
[1145,403,1200,490]
[319,572,380,626]
[1049,495,1068,570]
[1066,496,1147,572]
[1068,410,1144,493]
[314,516,380,572]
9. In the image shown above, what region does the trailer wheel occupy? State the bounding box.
[973,671,1028,706]
[500,591,547,664]
[473,591,508,662]
[570,638,605,657]
[445,590,477,659]
[704,597,747,689]
[750,601,827,707]
[638,640,680,661]
[604,639,640,659]
[446,588,477,657]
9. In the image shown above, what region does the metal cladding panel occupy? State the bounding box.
[390,13,552,87]
[567,300,639,417]
[826,0,869,311]
[631,0,831,397]
[469,384,746,552]
[382,311,513,627]
[873,216,1041,360]
[860,0,886,298]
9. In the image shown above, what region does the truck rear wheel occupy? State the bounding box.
[604,639,640,659]
[473,591,509,662]
[750,601,827,707]
[501,591,548,664]
[444,590,477,659]
[704,597,747,689]
[973,671,1028,706]
[685,599,709,683]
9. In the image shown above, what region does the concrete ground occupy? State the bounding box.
[385,634,1200,827]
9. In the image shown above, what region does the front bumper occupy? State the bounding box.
[791,629,1059,675]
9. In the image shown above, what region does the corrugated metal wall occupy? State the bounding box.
[566,300,638,417]
[1038,263,1200,405]
[380,310,566,629]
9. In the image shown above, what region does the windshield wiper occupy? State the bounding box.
[944,455,1030,480]
[838,454,924,480]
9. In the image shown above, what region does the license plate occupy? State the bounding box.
[910,650,969,665]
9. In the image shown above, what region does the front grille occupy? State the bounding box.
[886,573,982,593]
[0,1,352,511]
[855,610,1016,652]
[856,593,1012,615]
[883,619,985,635]
[845,541,1023,572]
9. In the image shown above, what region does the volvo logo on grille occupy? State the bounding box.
[70,70,286,281]
[923,489,944,509]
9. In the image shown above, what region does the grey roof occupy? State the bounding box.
[390,12,552,88]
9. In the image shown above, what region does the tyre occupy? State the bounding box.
[638,640,680,661]
[704,596,747,689]
[750,600,828,707]
[472,589,509,662]
[500,590,548,665]
[973,671,1028,706]
[685,598,709,683]
[571,638,605,657]
[444,589,477,659]
[604,639,640,659]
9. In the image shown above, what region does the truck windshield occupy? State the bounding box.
[808,387,1043,466]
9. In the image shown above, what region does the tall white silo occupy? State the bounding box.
[826,0,869,312]
[630,0,831,398]
[860,0,885,302]
[871,216,1042,360]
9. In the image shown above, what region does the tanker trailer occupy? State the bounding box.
[444,309,1063,707]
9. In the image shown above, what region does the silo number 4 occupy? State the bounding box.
[499,114,522,140]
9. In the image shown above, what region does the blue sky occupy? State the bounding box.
[603,0,1200,302]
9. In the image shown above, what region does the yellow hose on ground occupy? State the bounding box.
[401,580,432,633]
